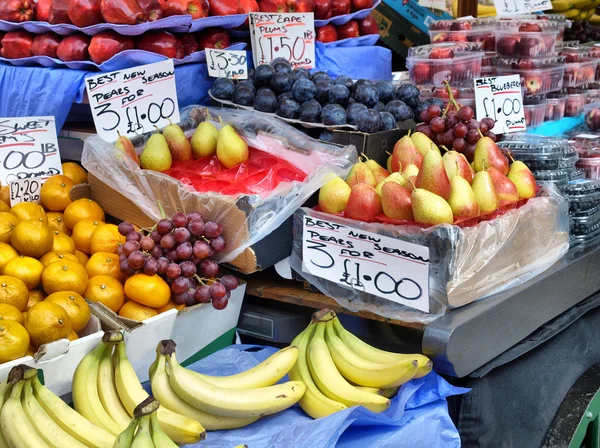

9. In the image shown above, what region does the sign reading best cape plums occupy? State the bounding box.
[302,215,431,313]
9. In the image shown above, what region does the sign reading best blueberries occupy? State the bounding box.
[474,75,526,135]
[249,13,316,69]
[302,215,430,313]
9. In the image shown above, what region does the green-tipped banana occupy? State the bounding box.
[150,412,178,447]
[97,345,131,431]
[0,379,13,448]
[131,415,154,448]
[113,417,139,448]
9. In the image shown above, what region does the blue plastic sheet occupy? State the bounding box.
[322,34,380,48]
[314,42,392,80]
[528,115,585,136]
[171,344,468,448]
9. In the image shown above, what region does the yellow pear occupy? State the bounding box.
[318,177,352,214]
[216,123,249,168]
[191,121,219,159]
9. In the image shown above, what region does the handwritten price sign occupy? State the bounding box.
[493,0,550,15]
[301,215,430,313]
[10,176,42,206]
[85,60,180,142]
[249,12,315,69]
[474,75,526,135]
[0,117,62,186]
[207,49,248,80]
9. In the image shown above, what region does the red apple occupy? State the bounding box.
[483,35,495,51]
[258,0,289,11]
[524,76,542,95]
[0,30,34,58]
[336,21,359,40]
[518,22,542,32]
[240,0,259,13]
[450,21,471,31]
[180,34,198,55]
[432,33,448,43]
[138,0,164,20]
[49,0,72,24]
[357,15,378,35]
[331,0,350,16]
[429,47,454,59]
[584,109,600,130]
[197,28,230,50]
[449,33,468,42]
[564,52,580,63]
[313,0,331,19]
[68,0,103,27]
[287,0,314,12]
[411,62,431,84]
[160,0,208,18]
[497,36,518,56]
[35,0,52,21]
[137,31,184,58]
[0,0,34,22]
[100,0,146,24]
[351,0,372,11]
[56,34,91,61]
[316,24,337,43]
[209,0,244,15]
[89,31,134,64]
[31,32,62,58]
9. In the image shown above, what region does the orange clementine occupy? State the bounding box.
[9,202,47,224]
[74,250,89,266]
[157,300,185,314]
[3,256,44,290]
[118,301,158,322]
[124,274,170,308]
[46,291,90,333]
[0,212,19,244]
[25,301,71,346]
[42,260,88,295]
[51,231,76,254]
[61,163,87,185]
[0,242,18,273]
[85,252,125,282]
[0,303,24,324]
[10,219,53,258]
[71,219,104,254]
[39,251,79,268]
[89,224,125,255]
[0,201,8,213]
[40,175,74,211]
[0,275,29,311]
[26,289,46,310]
[0,187,9,207]
[46,212,71,236]
[63,199,104,230]
[84,275,125,313]
[0,320,29,363]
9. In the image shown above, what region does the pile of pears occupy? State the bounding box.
[115,119,250,172]
[318,130,537,226]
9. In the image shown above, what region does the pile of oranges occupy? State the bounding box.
[0,163,173,365]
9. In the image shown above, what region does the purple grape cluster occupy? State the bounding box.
[117,212,239,310]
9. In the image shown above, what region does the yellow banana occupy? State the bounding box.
[354,386,384,395]
[1,368,48,448]
[166,350,306,419]
[590,13,600,23]
[113,417,139,448]
[332,318,433,379]
[551,1,575,10]
[150,412,178,448]
[477,4,497,14]
[381,387,400,398]
[32,376,115,448]
[307,323,390,414]
[0,380,12,448]
[564,8,581,17]
[151,353,258,430]
[97,345,131,431]
[325,321,418,388]
[289,324,348,419]
[113,342,206,445]
[572,0,590,7]
[130,415,154,448]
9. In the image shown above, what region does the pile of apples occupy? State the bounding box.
[316,15,378,43]
[0,27,231,63]
[318,129,538,226]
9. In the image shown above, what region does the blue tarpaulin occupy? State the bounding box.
[159,344,468,448]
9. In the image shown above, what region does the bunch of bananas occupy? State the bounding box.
[0,364,116,448]
[289,310,432,419]
[149,340,305,429]
[550,0,600,19]
[72,331,205,446]
[113,397,178,448]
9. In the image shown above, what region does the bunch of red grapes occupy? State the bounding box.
[117,212,239,311]
[415,104,497,162]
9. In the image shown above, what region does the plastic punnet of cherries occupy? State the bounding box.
[117,212,239,311]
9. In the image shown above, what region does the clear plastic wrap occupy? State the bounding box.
[289,189,570,323]
[82,106,357,263]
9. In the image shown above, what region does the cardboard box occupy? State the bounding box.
[381,0,451,34]
[0,315,103,397]
[88,283,246,383]
[373,3,430,61]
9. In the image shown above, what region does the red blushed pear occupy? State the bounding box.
[346,162,377,188]
[68,0,103,27]
[362,154,389,184]
[391,134,423,172]
[473,135,509,175]
[345,184,383,221]
[416,150,451,200]
[507,160,536,199]
[487,166,518,202]
[381,182,413,221]
[442,150,473,184]
[447,175,479,219]
[115,131,140,166]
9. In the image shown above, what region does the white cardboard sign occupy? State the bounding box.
[0,116,62,185]
[207,48,248,79]
[301,215,430,313]
[85,60,180,142]
[474,75,526,135]
[493,0,551,16]
[249,12,315,69]
[9,176,43,206]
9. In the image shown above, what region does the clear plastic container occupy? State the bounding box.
[566,167,586,180]
[560,150,579,169]
[565,179,600,215]
[546,94,567,121]
[406,43,483,86]
[429,28,495,51]
[532,169,570,190]
[497,142,562,171]
[494,30,559,57]
[523,97,548,128]
[577,157,600,179]
[569,226,600,248]
[571,207,600,235]
[587,83,600,104]
[497,15,567,41]
[565,88,589,117]
[563,59,598,88]
[497,56,565,96]
[429,18,497,31]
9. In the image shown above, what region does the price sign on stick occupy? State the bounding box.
[85,60,180,142]
[207,48,248,79]
[9,176,43,206]
[249,13,315,69]
[301,215,430,313]
[474,75,526,135]
[493,0,551,16]
[0,116,62,186]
